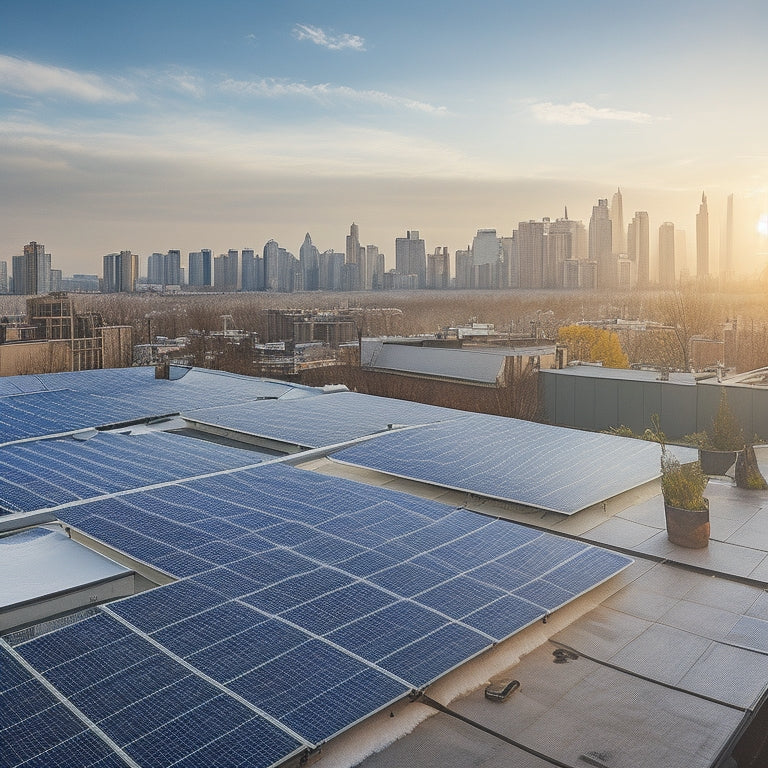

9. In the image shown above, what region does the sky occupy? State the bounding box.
[1,0,768,277]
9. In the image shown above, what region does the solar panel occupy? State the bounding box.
[185,390,465,448]
[332,412,669,515]
[41,461,631,762]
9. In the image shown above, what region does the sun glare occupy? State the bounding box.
[758,214,768,237]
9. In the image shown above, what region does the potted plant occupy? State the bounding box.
[735,442,768,490]
[660,449,710,548]
[688,390,745,476]
[652,415,710,548]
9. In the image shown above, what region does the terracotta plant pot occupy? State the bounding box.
[699,449,739,476]
[664,499,709,548]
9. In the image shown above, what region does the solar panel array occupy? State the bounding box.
[0,367,318,445]
[0,432,266,515]
[0,462,630,767]
[185,390,465,448]
[332,412,668,515]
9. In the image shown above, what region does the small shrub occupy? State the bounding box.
[661,450,708,510]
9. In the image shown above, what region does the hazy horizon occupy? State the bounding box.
[2,1,767,277]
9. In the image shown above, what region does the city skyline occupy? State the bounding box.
[1,1,768,274]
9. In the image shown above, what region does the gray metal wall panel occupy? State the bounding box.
[573,378,596,429]
[642,383,662,433]
[594,380,619,430]
[617,381,646,434]
[660,384,697,440]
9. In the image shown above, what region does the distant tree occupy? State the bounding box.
[557,325,629,368]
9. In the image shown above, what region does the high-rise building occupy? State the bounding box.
[345,223,364,290]
[427,247,450,289]
[627,211,650,287]
[454,248,473,289]
[188,249,212,288]
[102,251,138,293]
[214,250,238,291]
[501,235,518,289]
[589,200,614,288]
[548,215,586,288]
[610,188,626,255]
[659,222,676,287]
[366,245,385,290]
[16,242,51,296]
[300,234,319,291]
[395,230,426,288]
[517,220,548,289]
[696,192,709,279]
[0,261,7,294]
[318,250,344,291]
[241,248,261,291]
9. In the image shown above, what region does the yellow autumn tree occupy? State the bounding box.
[557,325,629,368]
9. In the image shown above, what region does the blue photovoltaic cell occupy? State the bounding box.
[377,622,492,688]
[279,582,398,636]
[108,581,224,633]
[151,601,268,657]
[332,412,669,515]
[185,390,463,448]
[326,600,447,660]
[14,456,632,766]
[461,594,546,640]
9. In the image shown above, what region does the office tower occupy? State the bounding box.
[188,249,212,287]
[395,230,427,288]
[500,235,517,289]
[165,250,182,286]
[427,247,450,289]
[147,253,164,285]
[241,248,260,291]
[548,215,586,288]
[319,250,344,291]
[627,211,649,287]
[0,261,7,294]
[102,251,138,293]
[696,192,709,279]
[517,220,548,289]
[659,222,676,287]
[454,248,473,289]
[214,250,238,291]
[366,245,385,290]
[345,223,364,290]
[611,188,626,255]
[299,234,319,291]
[723,193,734,281]
[471,229,501,289]
[18,241,51,296]
[589,199,614,288]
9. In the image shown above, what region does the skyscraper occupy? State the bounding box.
[102,251,138,293]
[548,215,586,288]
[696,192,709,279]
[627,211,649,287]
[346,223,364,290]
[241,249,260,291]
[659,222,676,287]
[611,188,626,255]
[188,249,212,288]
[395,230,426,288]
[589,199,614,288]
[18,242,51,296]
[427,247,450,289]
[517,220,548,289]
[366,245,385,290]
[300,233,319,291]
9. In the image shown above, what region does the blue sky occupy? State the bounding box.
[1,0,767,275]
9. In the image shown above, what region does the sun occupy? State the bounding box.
[758,214,768,237]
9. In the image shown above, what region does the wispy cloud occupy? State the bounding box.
[530,101,657,126]
[221,78,446,114]
[0,54,134,103]
[292,24,365,52]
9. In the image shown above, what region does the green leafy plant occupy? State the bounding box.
[688,390,745,451]
[660,450,708,510]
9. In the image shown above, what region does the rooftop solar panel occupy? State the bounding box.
[185,390,465,448]
[332,412,668,515]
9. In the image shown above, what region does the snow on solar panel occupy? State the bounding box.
[332,412,668,515]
